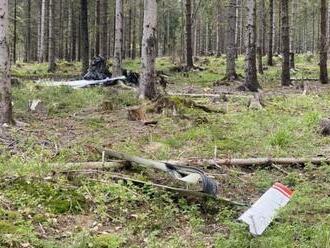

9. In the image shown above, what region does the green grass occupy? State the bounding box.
[2,55,330,247]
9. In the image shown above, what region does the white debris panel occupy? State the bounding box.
[239,182,294,236]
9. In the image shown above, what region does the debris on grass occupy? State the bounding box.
[239,183,294,236]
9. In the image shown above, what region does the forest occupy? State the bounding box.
[0,0,329,247]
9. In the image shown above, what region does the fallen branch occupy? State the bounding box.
[49,161,128,171]
[152,96,226,114]
[87,174,246,207]
[169,93,223,98]
[291,78,319,81]
[205,157,330,167]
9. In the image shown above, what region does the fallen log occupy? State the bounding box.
[168,92,250,99]
[205,157,330,167]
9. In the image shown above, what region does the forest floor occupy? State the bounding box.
[0,55,329,248]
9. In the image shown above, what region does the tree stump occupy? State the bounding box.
[320,118,330,136]
[127,106,147,121]
[248,93,264,110]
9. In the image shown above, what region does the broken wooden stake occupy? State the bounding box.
[101,149,219,196]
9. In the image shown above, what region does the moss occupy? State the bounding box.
[93,234,123,248]
[0,221,18,234]
[4,180,87,214]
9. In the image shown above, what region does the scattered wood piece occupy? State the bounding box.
[151,96,226,115]
[169,93,223,98]
[49,161,128,171]
[127,106,147,121]
[28,99,47,113]
[271,164,290,175]
[100,101,115,112]
[291,78,319,81]
[143,120,158,126]
[319,118,330,136]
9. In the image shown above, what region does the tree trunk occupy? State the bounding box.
[44,0,49,62]
[267,0,274,66]
[257,0,264,74]
[226,0,238,80]
[0,0,14,124]
[80,0,89,75]
[132,3,137,60]
[281,0,291,86]
[139,0,158,100]
[216,1,222,57]
[13,0,17,63]
[48,0,56,72]
[38,0,46,62]
[59,0,64,60]
[186,0,194,68]
[71,1,77,61]
[24,0,32,62]
[320,0,329,84]
[100,0,108,58]
[243,0,261,92]
[95,0,101,56]
[128,5,133,58]
[112,0,123,77]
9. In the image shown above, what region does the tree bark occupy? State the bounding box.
[216,1,222,57]
[226,0,238,80]
[24,0,32,62]
[48,0,56,72]
[80,0,89,75]
[71,1,77,61]
[185,0,194,68]
[267,0,274,66]
[13,0,17,63]
[100,0,108,58]
[132,2,137,59]
[139,0,158,100]
[243,0,261,92]
[95,0,101,56]
[320,0,329,84]
[0,0,14,124]
[281,0,291,86]
[38,0,46,62]
[112,0,123,77]
[257,0,264,74]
